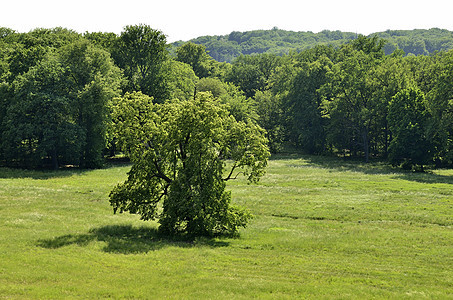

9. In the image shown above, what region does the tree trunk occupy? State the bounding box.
[109,138,116,157]
[384,121,389,158]
[362,130,369,163]
[51,148,59,170]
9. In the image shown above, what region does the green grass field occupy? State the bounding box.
[1,155,452,299]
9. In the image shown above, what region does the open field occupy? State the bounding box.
[0,155,452,299]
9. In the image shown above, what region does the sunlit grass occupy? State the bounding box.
[0,156,452,298]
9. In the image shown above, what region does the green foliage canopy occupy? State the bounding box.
[183,28,453,63]
[388,88,433,170]
[3,26,453,171]
[282,55,332,154]
[114,24,169,102]
[176,42,214,78]
[1,55,82,168]
[227,54,281,98]
[324,45,383,161]
[1,39,122,168]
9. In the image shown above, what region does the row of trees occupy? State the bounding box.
[224,36,453,170]
[0,29,122,168]
[1,25,453,171]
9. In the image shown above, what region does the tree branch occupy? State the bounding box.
[223,162,237,181]
[153,159,172,184]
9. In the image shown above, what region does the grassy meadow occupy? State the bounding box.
[0,155,452,299]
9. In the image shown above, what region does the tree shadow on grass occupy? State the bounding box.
[0,167,89,180]
[37,224,229,254]
[0,158,131,180]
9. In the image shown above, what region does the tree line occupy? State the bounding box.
[175,27,453,62]
[1,25,452,171]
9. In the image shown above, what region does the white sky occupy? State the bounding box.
[2,0,452,42]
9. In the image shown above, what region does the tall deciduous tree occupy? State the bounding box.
[109,92,269,236]
[164,60,198,101]
[324,39,385,161]
[368,52,414,157]
[388,88,433,170]
[176,42,214,78]
[58,40,123,167]
[324,49,373,160]
[351,35,386,59]
[254,90,284,153]
[426,50,453,166]
[284,56,332,154]
[114,24,169,102]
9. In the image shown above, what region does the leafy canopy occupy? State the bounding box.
[114,24,169,102]
[1,40,122,169]
[109,92,269,236]
[388,88,433,170]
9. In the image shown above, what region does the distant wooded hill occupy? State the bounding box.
[173,28,453,62]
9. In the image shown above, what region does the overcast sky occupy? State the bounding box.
[2,0,452,42]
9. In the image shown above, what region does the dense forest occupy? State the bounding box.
[173,28,453,62]
[1,25,452,170]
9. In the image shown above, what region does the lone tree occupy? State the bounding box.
[109,92,269,236]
